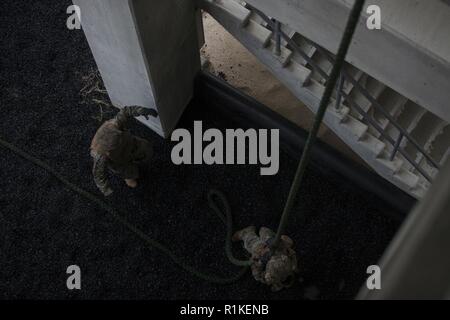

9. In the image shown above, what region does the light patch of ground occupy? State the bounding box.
[201,13,363,164]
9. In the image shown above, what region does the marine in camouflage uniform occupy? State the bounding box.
[233,226,298,291]
[90,106,158,196]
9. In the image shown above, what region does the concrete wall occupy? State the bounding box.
[244,0,450,124]
[358,158,450,299]
[74,0,201,137]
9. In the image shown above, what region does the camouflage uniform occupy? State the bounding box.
[90,106,158,196]
[233,226,298,291]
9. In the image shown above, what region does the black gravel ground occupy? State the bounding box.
[0,0,401,299]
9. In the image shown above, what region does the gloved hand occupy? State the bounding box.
[141,108,158,119]
[121,106,158,120]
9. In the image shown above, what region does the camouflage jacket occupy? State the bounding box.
[90,106,157,196]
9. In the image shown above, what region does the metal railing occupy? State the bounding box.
[245,3,439,183]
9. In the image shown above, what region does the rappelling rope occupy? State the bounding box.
[0,137,248,284]
[272,0,366,247]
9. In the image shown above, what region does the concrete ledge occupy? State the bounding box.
[74,0,201,137]
[244,0,450,123]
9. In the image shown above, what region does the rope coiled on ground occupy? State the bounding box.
[0,137,248,284]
